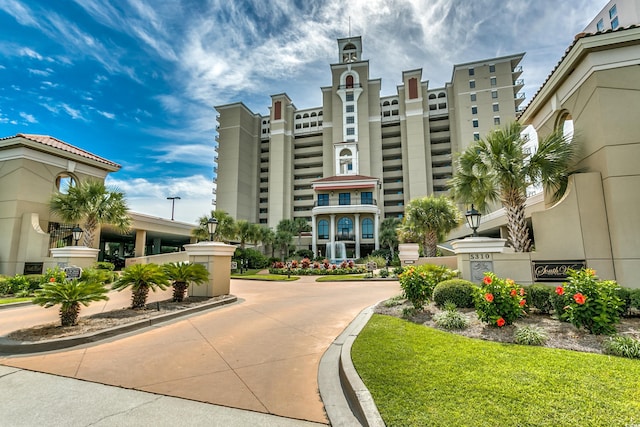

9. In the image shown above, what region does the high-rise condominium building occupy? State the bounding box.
[214,37,525,258]
[583,0,640,33]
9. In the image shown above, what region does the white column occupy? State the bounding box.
[330,214,336,259]
[311,214,317,257]
[374,212,380,250]
[354,213,361,259]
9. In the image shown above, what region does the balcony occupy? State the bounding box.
[314,198,377,207]
[338,83,362,90]
[513,79,524,91]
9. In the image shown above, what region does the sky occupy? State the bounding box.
[0,0,607,223]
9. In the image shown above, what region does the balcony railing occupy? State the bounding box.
[337,83,363,90]
[314,199,377,207]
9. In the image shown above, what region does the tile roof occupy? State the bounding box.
[2,133,120,169]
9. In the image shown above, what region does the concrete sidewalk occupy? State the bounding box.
[0,277,400,425]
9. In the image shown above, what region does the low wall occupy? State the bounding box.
[414,256,458,270]
[125,251,188,267]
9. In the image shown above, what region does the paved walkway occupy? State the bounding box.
[0,277,400,425]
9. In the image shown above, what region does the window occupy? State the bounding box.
[473,132,480,141]
[471,106,478,115]
[472,119,479,128]
[346,127,355,135]
[596,18,604,31]
[362,218,373,239]
[317,194,329,206]
[346,75,354,88]
[468,68,475,76]
[346,105,354,113]
[490,77,497,86]
[611,16,619,29]
[609,4,617,19]
[470,93,476,102]
[55,173,77,193]
[339,193,351,205]
[361,191,373,205]
[337,217,353,238]
[489,64,495,73]
[469,80,476,89]
[492,103,499,112]
[491,90,498,99]
[346,93,354,102]
[494,117,501,125]
[346,116,354,124]
[317,220,329,239]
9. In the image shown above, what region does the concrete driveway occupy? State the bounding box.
[0,277,399,424]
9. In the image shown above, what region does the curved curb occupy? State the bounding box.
[0,295,238,355]
[318,304,385,427]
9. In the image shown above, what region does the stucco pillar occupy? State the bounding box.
[329,214,336,259]
[374,213,380,250]
[50,246,100,269]
[134,230,146,257]
[184,242,237,297]
[354,213,361,259]
[311,214,317,258]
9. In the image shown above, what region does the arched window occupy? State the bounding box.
[337,217,353,239]
[391,99,398,105]
[346,75,354,88]
[438,92,446,98]
[303,113,309,118]
[310,112,317,117]
[383,101,390,106]
[428,94,437,100]
[295,114,301,119]
[317,220,329,239]
[339,148,353,174]
[362,218,373,239]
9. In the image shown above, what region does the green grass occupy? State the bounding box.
[352,314,640,427]
[0,297,32,305]
[230,272,298,281]
[315,274,368,282]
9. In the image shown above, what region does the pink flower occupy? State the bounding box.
[510,289,517,297]
[484,293,494,302]
[496,317,505,327]
[519,288,525,297]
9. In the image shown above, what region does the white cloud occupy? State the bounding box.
[19,111,37,123]
[28,68,53,76]
[151,143,214,166]
[60,103,87,121]
[97,110,115,119]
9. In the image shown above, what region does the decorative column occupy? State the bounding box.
[184,242,237,297]
[50,246,100,269]
[134,230,146,257]
[354,213,361,259]
[374,212,380,250]
[329,214,336,259]
[311,214,317,257]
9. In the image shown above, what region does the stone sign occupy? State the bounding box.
[64,266,82,280]
[532,260,586,282]
[230,261,238,270]
[24,262,43,275]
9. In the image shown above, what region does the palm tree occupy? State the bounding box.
[162,262,209,302]
[33,279,109,326]
[193,210,235,242]
[292,217,311,250]
[49,179,131,248]
[112,263,169,309]
[234,220,261,249]
[449,122,575,252]
[379,218,400,260]
[274,229,293,261]
[259,226,275,257]
[400,196,461,257]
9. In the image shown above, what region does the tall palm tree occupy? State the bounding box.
[400,196,461,257]
[192,210,235,242]
[259,226,275,256]
[234,220,261,249]
[33,279,109,326]
[49,179,130,248]
[379,218,400,260]
[112,263,169,309]
[292,217,311,250]
[274,229,293,261]
[162,262,209,302]
[449,121,575,252]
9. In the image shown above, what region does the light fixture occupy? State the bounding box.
[71,225,83,246]
[167,196,181,221]
[207,217,218,241]
[465,204,481,237]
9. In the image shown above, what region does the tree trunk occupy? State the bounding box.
[132,287,150,309]
[60,303,80,326]
[424,231,438,258]
[504,200,531,252]
[172,282,188,302]
[82,217,99,248]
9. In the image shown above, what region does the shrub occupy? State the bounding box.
[378,269,389,278]
[392,266,405,277]
[300,257,311,269]
[550,288,568,319]
[0,277,10,295]
[556,268,624,335]
[514,326,548,346]
[526,284,554,314]
[4,275,32,296]
[79,267,116,285]
[42,267,67,285]
[235,248,269,269]
[474,273,526,327]
[94,261,115,271]
[364,255,386,269]
[24,275,43,292]
[398,264,458,310]
[296,249,314,259]
[383,295,405,307]
[602,335,640,359]
[432,279,476,308]
[433,302,469,330]
[631,289,640,311]
[616,287,632,316]
[33,278,109,326]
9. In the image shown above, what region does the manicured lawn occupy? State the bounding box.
[315,274,368,282]
[352,314,640,427]
[0,297,32,305]
[231,271,298,281]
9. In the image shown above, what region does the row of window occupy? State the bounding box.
[317,192,373,206]
[469,77,497,89]
[471,104,500,114]
[472,117,501,129]
[596,4,618,31]
[468,64,496,76]
[470,90,499,102]
[316,218,374,239]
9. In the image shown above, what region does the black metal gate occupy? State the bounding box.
[48,222,74,248]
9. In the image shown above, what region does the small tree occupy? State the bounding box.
[379,218,400,260]
[33,278,109,326]
[112,263,169,309]
[193,210,235,242]
[400,196,461,257]
[162,262,209,302]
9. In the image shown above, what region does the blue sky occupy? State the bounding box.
[0,0,606,223]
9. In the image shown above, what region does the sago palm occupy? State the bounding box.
[162,262,209,302]
[33,279,109,326]
[112,263,169,309]
[400,196,461,257]
[49,179,130,248]
[449,121,575,252]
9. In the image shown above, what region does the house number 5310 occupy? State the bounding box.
[469,253,491,260]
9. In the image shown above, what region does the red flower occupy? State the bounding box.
[519,299,526,307]
[49,277,56,282]
[555,286,564,296]
[519,288,525,297]
[484,293,494,302]
[483,276,492,285]
[573,293,586,305]
[510,289,517,297]
[496,317,505,327]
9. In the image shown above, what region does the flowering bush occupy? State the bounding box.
[556,268,623,335]
[300,258,311,269]
[474,273,526,327]
[398,264,458,310]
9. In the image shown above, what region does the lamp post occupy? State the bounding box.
[207,217,218,242]
[167,196,181,221]
[71,225,84,246]
[465,204,482,237]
